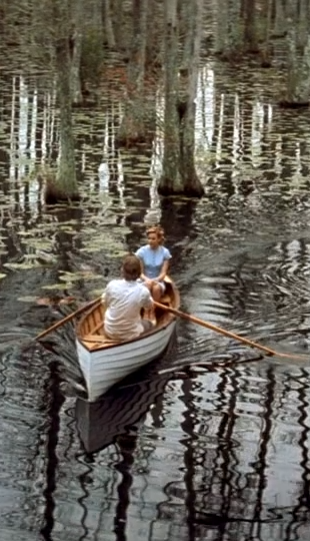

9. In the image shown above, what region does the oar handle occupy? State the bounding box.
[35,296,102,341]
[154,302,307,362]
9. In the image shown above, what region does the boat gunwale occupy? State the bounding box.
[76,310,177,353]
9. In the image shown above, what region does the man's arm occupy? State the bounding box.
[102,284,111,307]
[141,287,153,310]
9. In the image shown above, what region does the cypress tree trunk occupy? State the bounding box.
[104,0,116,49]
[145,0,162,67]
[70,0,85,105]
[260,0,272,67]
[273,0,286,37]
[214,0,228,54]
[116,0,150,146]
[70,32,83,105]
[283,30,310,107]
[297,0,310,48]
[44,0,79,203]
[54,37,79,198]
[178,0,204,196]
[242,0,259,53]
[158,0,183,194]
[214,0,243,59]
[158,0,204,197]
[227,0,242,55]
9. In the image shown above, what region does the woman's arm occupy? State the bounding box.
[138,258,152,283]
[155,259,169,282]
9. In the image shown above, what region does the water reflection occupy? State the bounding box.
[75,368,171,454]
[147,364,310,541]
[2,229,310,541]
[2,23,310,541]
[40,361,65,541]
[72,364,174,541]
[2,275,310,541]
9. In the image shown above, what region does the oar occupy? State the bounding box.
[154,302,308,361]
[34,296,102,342]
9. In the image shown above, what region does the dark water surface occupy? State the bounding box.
[1,55,310,540]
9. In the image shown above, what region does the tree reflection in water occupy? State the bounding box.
[2,10,310,540]
[66,357,310,541]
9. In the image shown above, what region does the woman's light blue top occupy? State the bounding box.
[135,245,172,279]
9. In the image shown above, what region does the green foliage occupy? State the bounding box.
[80,28,104,87]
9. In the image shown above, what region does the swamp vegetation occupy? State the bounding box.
[1,1,310,540]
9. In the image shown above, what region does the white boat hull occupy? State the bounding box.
[76,320,176,402]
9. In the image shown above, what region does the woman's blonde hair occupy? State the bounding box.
[146,225,165,245]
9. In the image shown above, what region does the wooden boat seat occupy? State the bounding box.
[83,334,114,342]
[79,287,173,351]
[92,320,104,334]
[82,333,119,350]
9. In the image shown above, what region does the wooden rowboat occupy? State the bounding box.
[75,279,180,402]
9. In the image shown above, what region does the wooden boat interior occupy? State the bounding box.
[76,279,179,352]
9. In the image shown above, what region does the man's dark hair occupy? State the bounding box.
[122,254,141,281]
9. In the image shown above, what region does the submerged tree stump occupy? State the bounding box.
[157,180,204,198]
[278,100,309,108]
[41,173,80,205]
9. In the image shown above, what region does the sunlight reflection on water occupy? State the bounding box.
[2,46,310,541]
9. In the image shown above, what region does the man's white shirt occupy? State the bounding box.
[102,279,153,341]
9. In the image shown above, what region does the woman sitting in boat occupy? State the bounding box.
[102,254,154,342]
[135,226,172,301]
